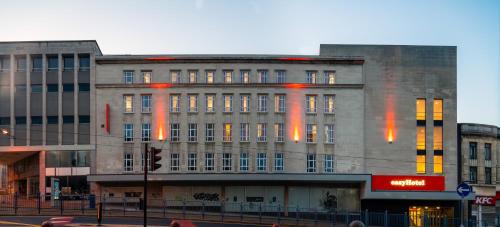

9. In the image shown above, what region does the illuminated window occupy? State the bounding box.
[171,71,181,83]
[325,124,335,144]
[205,123,214,142]
[170,153,179,171]
[188,123,197,142]
[222,153,232,171]
[240,70,250,83]
[324,154,334,173]
[433,99,443,120]
[240,152,249,171]
[123,70,134,84]
[256,153,267,171]
[324,95,335,113]
[433,155,443,174]
[306,154,316,172]
[274,153,284,171]
[257,123,267,142]
[324,71,335,84]
[188,70,197,83]
[188,95,198,112]
[205,95,215,112]
[223,123,232,142]
[275,70,286,83]
[141,95,151,113]
[416,99,426,120]
[257,95,268,112]
[240,123,249,142]
[416,126,426,150]
[141,123,151,142]
[188,153,197,171]
[257,70,268,83]
[205,153,214,171]
[223,95,233,112]
[123,153,133,172]
[240,95,250,112]
[306,124,317,143]
[169,95,180,112]
[416,155,426,173]
[433,126,442,150]
[274,95,286,113]
[306,71,317,84]
[170,123,180,142]
[306,95,317,113]
[206,71,214,83]
[224,71,232,83]
[142,71,152,84]
[274,123,284,142]
[123,95,134,113]
[123,123,134,142]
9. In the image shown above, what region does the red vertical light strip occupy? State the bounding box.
[288,88,303,142]
[105,104,110,134]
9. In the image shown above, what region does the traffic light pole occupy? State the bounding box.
[144,143,148,227]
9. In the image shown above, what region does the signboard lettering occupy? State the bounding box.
[372,175,445,191]
[473,196,496,206]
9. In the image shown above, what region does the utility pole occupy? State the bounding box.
[143,143,148,227]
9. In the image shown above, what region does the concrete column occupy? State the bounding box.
[73,53,78,144]
[42,54,47,145]
[58,53,62,144]
[26,54,31,145]
[284,185,289,216]
[39,150,46,201]
[9,54,14,146]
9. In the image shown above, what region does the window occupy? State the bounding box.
[240,123,249,142]
[469,142,477,159]
[63,116,74,124]
[223,123,232,142]
[240,95,250,112]
[433,126,442,150]
[324,71,335,84]
[0,56,9,71]
[142,71,152,84]
[123,123,134,142]
[31,85,42,93]
[306,95,317,113]
[79,55,90,71]
[484,143,491,160]
[485,167,492,184]
[63,84,74,92]
[47,84,58,92]
[324,95,335,113]
[205,123,215,142]
[275,70,286,83]
[79,83,90,92]
[188,95,198,112]
[469,166,477,183]
[307,154,316,172]
[63,56,74,71]
[433,155,443,174]
[416,155,426,174]
[306,71,317,84]
[205,95,215,112]
[141,123,151,142]
[32,56,42,72]
[188,153,197,171]
[256,153,267,171]
[223,95,233,112]
[240,70,250,83]
[123,70,134,84]
[123,95,134,113]
[31,116,43,125]
[274,123,284,142]
[170,95,180,112]
[16,57,26,72]
[306,124,317,143]
[257,70,268,83]
[416,99,426,120]
[324,154,334,173]
[171,70,181,83]
[325,124,335,144]
[123,153,133,172]
[222,153,232,171]
[205,153,214,171]
[79,115,90,124]
[206,71,214,83]
[170,153,180,171]
[433,99,443,120]
[257,123,267,142]
[188,123,197,142]
[274,153,284,171]
[416,126,426,150]
[170,123,180,142]
[224,71,232,83]
[257,95,268,112]
[16,116,27,125]
[48,56,58,71]
[141,95,151,113]
[47,116,57,124]
[240,153,249,171]
[274,95,286,113]
[188,70,197,83]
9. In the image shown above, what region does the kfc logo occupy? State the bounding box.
[474,196,496,206]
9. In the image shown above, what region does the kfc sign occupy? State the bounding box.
[372,175,445,191]
[473,196,496,206]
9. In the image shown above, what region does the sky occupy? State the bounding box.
[0,0,499,125]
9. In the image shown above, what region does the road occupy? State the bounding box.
[0,216,266,227]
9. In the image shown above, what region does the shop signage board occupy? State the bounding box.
[473,196,496,206]
[371,175,445,191]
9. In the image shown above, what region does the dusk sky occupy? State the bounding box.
[1,0,498,125]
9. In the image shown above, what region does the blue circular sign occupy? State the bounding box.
[456,182,471,198]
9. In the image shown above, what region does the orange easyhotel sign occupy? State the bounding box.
[372,175,445,191]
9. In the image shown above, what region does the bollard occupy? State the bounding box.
[37,193,41,214]
[97,202,103,225]
[365,209,369,226]
[240,202,243,221]
[384,210,388,227]
[277,204,281,225]
[314,209,318,227]
[404,212,408,227]
[345,211,349,227]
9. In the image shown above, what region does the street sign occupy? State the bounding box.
[473,196,496,206]
[456,182,471,198]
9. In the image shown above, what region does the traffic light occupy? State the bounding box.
[150,147,162,171]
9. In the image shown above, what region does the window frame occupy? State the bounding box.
[141,123,151,142]
[141,95,152,113]
[256,153,267,172]
[274,153,284,171]
[123,123,134,142]
[123,70,134,84]
[306,154,317,173]
[188,123,198,142]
